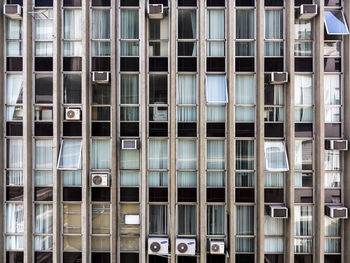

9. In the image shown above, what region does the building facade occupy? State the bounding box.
[1,0,350,263]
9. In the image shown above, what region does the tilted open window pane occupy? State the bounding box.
[324,10,349,35]
[264,141,289,171]
[206,76,227,105]
[57,140,82,170]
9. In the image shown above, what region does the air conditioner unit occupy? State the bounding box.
[121,139,139,150]
[265,72,288,84]
[92,72,110,83]
[325,140,348,151]
[175,238,196,256]
[91,172,109,187]
[325,205,348,219]
[65,108,81,121]
[266,205,288,219]
[297,4,318,20]
[4,4,22,20]
[148,4,164,19]
[148,238,168,255]
[209,239,225,255]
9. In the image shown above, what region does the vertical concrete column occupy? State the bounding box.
[81,0,90,261]
[343,1,350,263]
[22,0,33,262]
[313,1,325,262]
[169,0,177,262]
[227,0,235,262]
[285,1,295,263]
[256,1,265,262]
[53,1,62,262]
[139,1,147,262]
[198,0,206,262]
[111,0,118,262]
[0,2,5,263]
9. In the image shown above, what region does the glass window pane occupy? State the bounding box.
[294,206,312,236]
[149,172,168,187]
[236,75,254,104]
[149,140,168,169]
[236,206,254,235]
[207,10,224,39]
[121,10,139,39]
[325,217,340,236]
[295,42,312,56]
[177,140,197,170]
[6,203,24,233]
[207,140,225,170]
[236,107,255,122]
[35,10,53,40]
[6,171,24,186]
[236,237,255,252]
[295,19,312,40]
[149,205,167,235]
[7,139,23,168]
[92,204,110,234]
[120,107,138,121]
[63,41,82,56]
[92,41,111,56]
[178,205,196,235]
[91,140,110,169]
[207,106,225,122]
[324,42,341,56]
[295,173,313,187]
[206,76,227,104]
[63,204,81,234]
[207,205,225,235]
[207,172,225,187]
[63,171,82,186]
[64,10,82,39]
[264,141,289,171]
[35,204,53,234]
[121,171,139,186]
[265,42,283,56]
[177,172,197,187]
[57,140,82,170]
[236,42,254,56]
[178,10,196,39]
[92,10,110,39]
[177,75,196,104]
[7,41,22,56]
[295,140,313,170]
[236,140,254,170]
[7,19,22,40]
[324,10,349,35]
[35,171,53,186]
[236,172,255,187]
[93,84,111,104]
[236,10,254,39]
[120,41,139,56]
[265,10,283,39]
[6,74,23,104]
[325,172,341,188]
[63,75,81,104]
[35,140,53,169]
[295,75,312,105]
[206,42,225,56]
[120,149,139,169]
[264,172,284,187]
[324,75,341,105]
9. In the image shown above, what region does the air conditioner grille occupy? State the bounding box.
[211,244,220,252]
[177,243,188,253]
[150,242,161,252]
[5,5,18,13]
[149,5,162,13]
[66,110,76,119]
[92,175,103,185]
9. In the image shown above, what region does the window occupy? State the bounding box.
[295,19,312,57]
[207,140,225,170]
[34,204,53,250]
[294,206,312,253]
[236,140,254,170]
[7,139,23,168]
[295,140,312,171]
[206,10,225,56]
[236,75,255,122]
[265,10,283,56]
[264,141,289,171]
[91,140,110,169]
[324,10,349,35]
[207,205,225,235]
[177,140,197,170]
[324,217,341,254]
[57,140,82,170]
[178,205,196,235]
[63,9,82,56]
[148,140,168,170]
[206,76,227,104]
[264,215,283,253]
[149,205,167,235]
[236,206,254,252]
[236,10,255,56]
[63,75,81,104]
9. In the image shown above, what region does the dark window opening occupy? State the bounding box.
[265,0,284,6]
[325,58,341,72]
[63,252,82,263]
[294,189,313,203]
[63,187,82,201]
[120,57,139,72]
[120,253,139,263]
[236,188,254,203]
[178,42,197,56]
[236,123,255,137]
[6,122,23,136]
[120,187,139,202]
[149,0,168,6]
[265,123,284,138]
[149,187,168,202]
[295,255,313,263]
[236,254,255,263]
[35,252,53,263]
[120,122,139,137]
[35,75,53,104]
[149,75,167,104]
[264,188,284,203]
[6,252,24,263]
[264,254,284,263]
[207,188,225,202]
[325,189,341,204]
[63,122,82,137]
[324,255,341,263]
[149,58,168,72]
[35,57,53,71]
[236,0,255,6]
[295,123,313,137]
[120,0,138,6]
[295,58,313,72]
[236,58,255,72]
[92,57,110,71]
[207,57,225,72]
[35,187,53,201]
[35,122,53,136]
[207,123,225,137]
[91,122,110,136]
[149,123,168,137]
[6,187,23,201]
[178,58,197,72]
[7,57,23,71]
[92,0,111,6]
[178,188,197,202]
[206,0,225,7]
[265,58,284,72]
[178,122,197,137]
[149,255,168,263]
[63,57,82,71]
[325,123,341,138]
[91,187,111,202]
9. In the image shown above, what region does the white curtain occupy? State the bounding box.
[207,10,224,39]
[207,106,226,122]
[325,151,340,171]
[120,149,139,170]
[207,205,225,235]
[236,10,254,39]
[236,172,254,187]
[295,19,312,40]
[35,140,53,169]
[149,172,168,187]
[177,75,196,104]
[206,76,227,104]
[236,75,255,104]
[265,10,283,39]
[36,42,53,56]
[264,141,289,171]
[325,238,341,253]
[325,217,340,236]
[35,10,53,40]
[177,172,197,187]
[178,107,197,122]
[236,206,254,235]
[294,206,312,236]
[149,205,167,235]
[121,75,139,104]
[265,216,284,235]
[295,42,312,56]
[7,19,21,39]
[58,140,82,170]
[92,41,111,56]
[265,42,283,56]
[35,204,53,234]
[264,238,283,253]
[35,236,53,251]
[6,236,24,250]
[177,140,197,170]
[63,171,82,186]
[324,75,341,105]
[236,140,254,170]
[64,10,82,39]
[207,172,225,187]
[120,107,139,121]
[236,42,254,56]
[92,140,110,169]
[325,172,341,188]
[294,238,312,253]
[7,171,23,186]
[207,42,225,56]
[120,171,139,186]
[236,238,254,252]
[325,107,340,122]
[236,107,255,122]
[149,140,168,169]
[7,42,22,56]
[6,203,24,233]
[35,171,53,186]
[92,10,110,39]
[295,75,313,105]
[7,139,23,168]
[6,74,23,104]
[121,10,139,39]
[63,41,82,56]
[207,140,225,170]
[264,172,284,187]
[265,84,284,104]
[178,205,196,235]
[295,107,313,122]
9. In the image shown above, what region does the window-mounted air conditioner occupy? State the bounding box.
[176,238,196,255]
[121,139,139,150]
[325,205,348,219]
[266,205,288,219]
[65,108,81,120]
[325,140,348,151]
[148,4,164,19]
[4,4,22,20]
[91,172,109,187]
[92,72,110,83]
[297,4,318,20]
[265,72,288,84]
[148,238,168,255]
[209,239,225,255]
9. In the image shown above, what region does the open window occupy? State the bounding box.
[324,10,349,35]
[264,141,289,171]
[206,76,228,105]
[57,140,82,170]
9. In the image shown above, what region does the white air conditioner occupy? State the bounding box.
[325,140,348,151]
[121,139,139,150]
[326,206,348,219]
[267,205,288,219]
[175,238,196,256]
[65,108,80,120]
[148,238,168,255]
[209,240,225,255]
[92,72,110,83]
[148,4,164,19]
[4,4,22,20]
[297,4,318,20]
[265,72,288,84]
[91,172,109,187]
